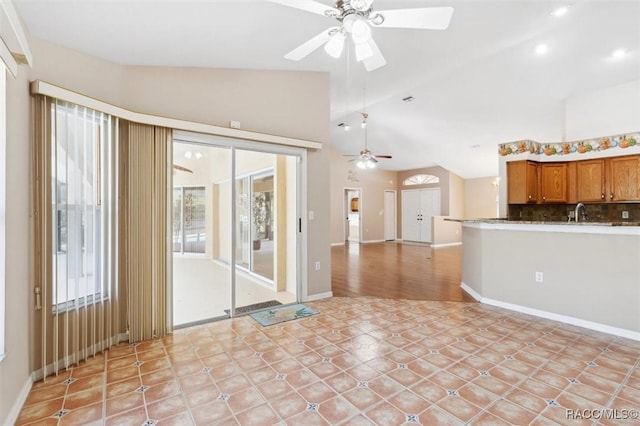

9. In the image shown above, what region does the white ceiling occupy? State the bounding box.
[13,0,640,178]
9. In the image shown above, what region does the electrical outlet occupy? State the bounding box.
[535,272,544,283]
[315,261,321,271]
[622,211,629,219]
[229,120,241,129]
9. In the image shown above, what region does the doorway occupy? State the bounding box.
[172,135,302,327]
[344,188,361,243]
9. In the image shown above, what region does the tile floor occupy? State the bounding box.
[16,297,640,425]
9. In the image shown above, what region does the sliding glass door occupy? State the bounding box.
[172,142,232,325]
[172,133,301,327]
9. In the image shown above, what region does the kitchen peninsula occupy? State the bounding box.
[461,220,640,339]
[462,132,640,340]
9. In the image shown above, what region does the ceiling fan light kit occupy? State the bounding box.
[324,31,346,58]
[270,0,453,71]
[356,158,376,169]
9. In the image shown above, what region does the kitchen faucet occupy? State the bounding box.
[574,203,587,222]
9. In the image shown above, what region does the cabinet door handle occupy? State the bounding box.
[601,193,605,200]
[610,193,614,200]
[542,196,546,202]
[528,194,532,200]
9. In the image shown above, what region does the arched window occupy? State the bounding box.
[403,174,440,186]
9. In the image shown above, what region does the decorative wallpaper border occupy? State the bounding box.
[498,132,639,157]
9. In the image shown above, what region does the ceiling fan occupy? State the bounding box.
[173,164,193,173]
[344,113,392,168]
[269,0,454,71]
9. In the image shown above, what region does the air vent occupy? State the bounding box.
[402,96,415,102]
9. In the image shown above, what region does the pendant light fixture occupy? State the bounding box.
[356,81,375,169]
[343,42,352,131]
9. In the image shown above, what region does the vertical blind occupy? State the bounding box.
[119,121,171,342]
[33,96,172,377]
[33,96,120,376]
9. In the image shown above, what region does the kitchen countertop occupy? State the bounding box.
[448,218,640,235]
[462,219,640,226]
[451,218,640,226]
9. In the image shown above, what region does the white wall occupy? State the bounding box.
[565,79,640,141]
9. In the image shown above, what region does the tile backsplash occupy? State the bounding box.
[508,203,640,222]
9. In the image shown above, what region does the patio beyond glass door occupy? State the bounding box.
[172,135,300,327]
[172,142,232,326]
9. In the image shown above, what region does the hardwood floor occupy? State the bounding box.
[331,241,476,302]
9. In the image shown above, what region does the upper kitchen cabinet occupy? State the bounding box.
[576,159,606,202]
[540,163,568,203]
[507,160,538,204]
[608,155,640,201]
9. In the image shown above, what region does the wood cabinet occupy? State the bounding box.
[608,155,640,201]
[576,159,606,202]
[508,155,640,205]
[507,160,537,204]
[539,163,568,203]
[574,155,640,202]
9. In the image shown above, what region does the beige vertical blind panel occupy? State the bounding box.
[120,121,171,342]
[32,95,120,378]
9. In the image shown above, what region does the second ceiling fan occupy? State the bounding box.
[344,113,392,168]
[269,0,454,71]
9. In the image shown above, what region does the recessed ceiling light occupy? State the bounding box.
[535,44,549,55]
[612,48,626,58]
[551,6,569,17]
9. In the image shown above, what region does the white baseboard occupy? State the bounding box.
[431,242,462,248]
[330,242,345,247]
[361,239,384,244]
[460,282,482,301]
[4,376,32,426]
[304,291,333,302]
[460,282,640,341]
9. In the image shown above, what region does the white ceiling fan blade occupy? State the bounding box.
[373,7,454,30]
[267,0,338,17]
[284,27,337,61]
[362,38,386,72]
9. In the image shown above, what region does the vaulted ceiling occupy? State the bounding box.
[14,0,640,178]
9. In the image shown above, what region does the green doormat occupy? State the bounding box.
[249,304,318,326]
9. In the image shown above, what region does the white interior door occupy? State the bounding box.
[384,190,396,241]
[420,188,441,243]
[402,190,421,241]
